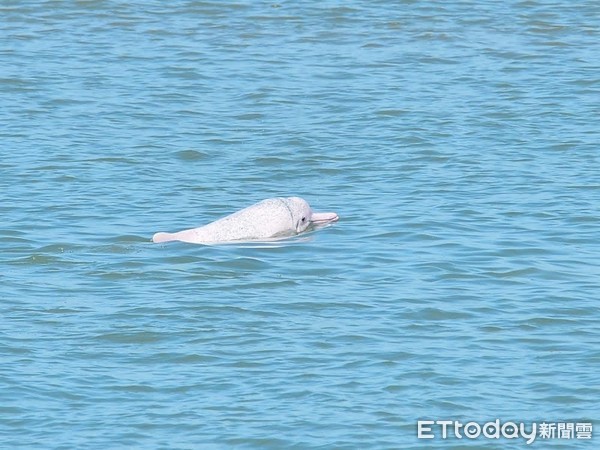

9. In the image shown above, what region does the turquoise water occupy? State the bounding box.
[2,1,599,448]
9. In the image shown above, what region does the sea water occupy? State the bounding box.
[1,1,599,448]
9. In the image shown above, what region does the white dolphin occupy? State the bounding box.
[152,197,338,244]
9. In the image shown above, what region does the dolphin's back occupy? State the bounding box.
[152,198,295,244]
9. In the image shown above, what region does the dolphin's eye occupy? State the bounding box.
[301,217,306,223]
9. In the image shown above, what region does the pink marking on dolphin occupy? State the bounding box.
[152,197,338,244]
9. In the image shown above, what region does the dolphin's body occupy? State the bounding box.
[152,197,338,244]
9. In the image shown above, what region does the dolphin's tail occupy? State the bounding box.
[152,232,175,243]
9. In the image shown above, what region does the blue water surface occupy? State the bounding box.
[1,1,599,449]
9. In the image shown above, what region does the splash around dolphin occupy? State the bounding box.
[152,197,338,245]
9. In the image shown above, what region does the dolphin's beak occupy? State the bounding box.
[310,211,339,225]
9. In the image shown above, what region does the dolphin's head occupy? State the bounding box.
[285,197,339,233]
